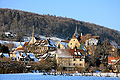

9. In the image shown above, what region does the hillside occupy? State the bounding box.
[0,8,120,45]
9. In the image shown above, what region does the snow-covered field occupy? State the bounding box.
[0,73,120,80]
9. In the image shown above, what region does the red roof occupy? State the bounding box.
[23,42,29,47]
[61,40,69,43]
[108,56,120,65]
[15,47,24,51]
[72,34,77,39]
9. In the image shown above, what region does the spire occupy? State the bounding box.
[74,24,78,35]
[32,25,34,39]
[32,25,35,44]
[29,25,36,45]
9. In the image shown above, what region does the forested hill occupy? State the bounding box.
[0,8,120,44]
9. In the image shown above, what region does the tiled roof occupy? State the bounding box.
[23,42,29,47]
[80,34,100,43]
[15,48,24,51]
[60,42,68,48]
[34,39,56,47]
[34,39,48,46]
[72,34,77,39]
[61,40,69,43]
[108,56,120,65]
[15,44,24,51]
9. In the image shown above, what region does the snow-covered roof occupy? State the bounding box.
[57,49,72,58]
[57,49,85,58]
[21,53,26,57]
[110,41,117,45]
[110,41,118,48]
[3,53,9,58]
[27,53,36,59]
[26,53,38,62]
[48,39,56,47]
[34,39,56,48]
[41,53,48,58]
[48,51,56,55]
[34,58,38,62]
[118,46,120,49]
[60,42,68,48]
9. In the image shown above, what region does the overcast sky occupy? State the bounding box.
[0,0,120,31]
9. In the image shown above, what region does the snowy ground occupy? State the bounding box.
[0,73,120,80]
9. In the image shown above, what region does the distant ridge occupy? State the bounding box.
[0,8,120,45]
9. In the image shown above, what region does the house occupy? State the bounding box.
[80,34,100,55]
[34,39,56,53]
[10,42,29,61]
[80,34,100,47]
[56,48,85,72]
[109,41,119,57]
[4,32,16,37]
[24,38,56,59]
[105,41,120,57]
[85,38,99,47]
[108,56,120,65]
[108,56,120,72]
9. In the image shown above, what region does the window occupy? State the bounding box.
[80,59,82,61]
[73,63,75,66]
[73,58,76,61]
[69,63,71,66]
[73,40,75,41]
[76,43,77,45]
[88,43,89,46]
[70,43,72,45]
[79,63,82,66]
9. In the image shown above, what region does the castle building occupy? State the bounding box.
[56,48,85,72]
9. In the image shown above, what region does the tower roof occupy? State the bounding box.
[15,42,24,51]
[29,25,36,45]
[74,24,78,35]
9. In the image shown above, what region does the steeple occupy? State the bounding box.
[15,42,23,51]
[32,25,34,43]
[29,25,36,45]
[74,24,78,35]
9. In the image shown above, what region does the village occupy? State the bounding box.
[0,25,120,74]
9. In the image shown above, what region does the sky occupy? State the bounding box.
[0,0,120,31]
